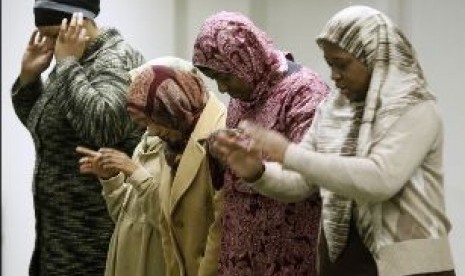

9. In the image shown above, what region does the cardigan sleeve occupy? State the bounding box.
[11,78,44,127]
[53,53,138,147]
[283,101,441,203]
[249,112,320,203]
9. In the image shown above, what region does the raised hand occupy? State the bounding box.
[55,12,89,61]
[19,30,55,86]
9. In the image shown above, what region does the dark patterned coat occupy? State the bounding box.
[11,28,144,276]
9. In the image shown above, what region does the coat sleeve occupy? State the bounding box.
[11,78,44,127]
[100,172,132,222]
[53,53,138,147]
[198,189,224,276]
[126,165,162,226]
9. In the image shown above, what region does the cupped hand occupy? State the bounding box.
[210,130,265,182]
[238,120,290,163]
[19,30,55,86]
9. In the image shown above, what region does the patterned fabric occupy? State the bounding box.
[11,28,144,276]
[127,65,207,135]
[315,5,436,262]
[129,56,197,80]
[193,11,330,275]
[311,96,365,262]
[193,11,287,108]
[127,65,208,168]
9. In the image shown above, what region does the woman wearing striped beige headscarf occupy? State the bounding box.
[209,5,455,276]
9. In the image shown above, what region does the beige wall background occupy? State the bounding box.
[3,0,464,275]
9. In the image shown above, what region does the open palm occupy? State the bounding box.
[20,30,54,85]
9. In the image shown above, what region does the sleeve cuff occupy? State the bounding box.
[126,166,152,189]
[12,77,42,97]
[283,143,304,170]
[55,57,79,75]
[100,172,125,195]
[247,162,281,191]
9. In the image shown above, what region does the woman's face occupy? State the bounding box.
[146,121,184,145]
[127,106,184,144]
[198,67,253,101]
[127,106,149,127]
[322,42,371,103]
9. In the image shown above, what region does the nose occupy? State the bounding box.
[331,68,342,81]
[216,81,228,93]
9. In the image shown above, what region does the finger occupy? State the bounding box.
[76,146,100,157]
[99,148,121,156]
[77,12,84,27]
[78,157,89,164]
[79,164,94,174]
[33,31,42,45]
[222,128,243,138]
[68,13,78,37]
[38,36,49,49]
[216,132,248,151]
[99,148,115,153]
[78,28,88,43]
[43,37,55,51]
[58,18,68,42]
[246,139,262,155]
[238,120,262,139]
[29,30,39,45]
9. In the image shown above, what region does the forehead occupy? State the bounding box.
[37,26,61,37]
[322,42,352,61]
[198,67,227,79]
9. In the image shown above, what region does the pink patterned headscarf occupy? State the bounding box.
[126,65,207,135]
[192,11,288,108]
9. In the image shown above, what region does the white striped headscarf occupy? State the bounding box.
[315,5,435,261]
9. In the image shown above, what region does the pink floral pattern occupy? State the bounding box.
[193,11,330,275]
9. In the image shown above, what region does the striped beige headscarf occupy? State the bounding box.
[315,5,435,261]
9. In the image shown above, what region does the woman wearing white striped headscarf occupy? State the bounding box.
[209,5,455,276]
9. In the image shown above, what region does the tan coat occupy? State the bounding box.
[101,134,165,276]
[159,95,226,276]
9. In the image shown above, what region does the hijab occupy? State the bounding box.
[127,64,208,168]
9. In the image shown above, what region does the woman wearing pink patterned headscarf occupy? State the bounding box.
[193,11,330,275]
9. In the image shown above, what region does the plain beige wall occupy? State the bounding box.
[3,1,464,275]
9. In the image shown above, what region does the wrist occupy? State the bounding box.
[243,162,265,183]
[123,164,138,177]
[19,72,39,87]
[56,55,78,63]
[100,171,119,180]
